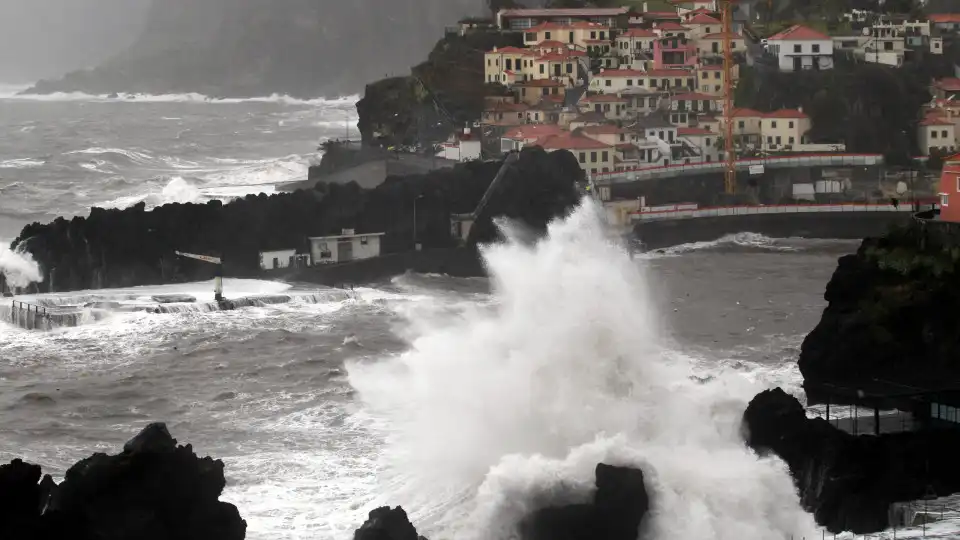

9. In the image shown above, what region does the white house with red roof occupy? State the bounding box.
[678,127,721,163]
[918,112,957,156]
[928,13,960,33]
[500,124,565,153]
[765,24,834,72]
[759,109,812,151]
[484,47,536,85]
[579,93,631,120]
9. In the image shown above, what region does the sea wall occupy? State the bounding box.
[634,210,911,250]
[276,247,484,287]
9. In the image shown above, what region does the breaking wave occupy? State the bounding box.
[0,158,45,169]
[0,243,43,288]
[3,91,359,106]
[348,200,818,539]
[640,232,801,258]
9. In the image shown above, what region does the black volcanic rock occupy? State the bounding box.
[744,388,960,533]
[520,463,649,540]
[354,506,426,540]
[0,423,246,540]
[798,223,960,398]
[5,148,581,293]
[24,0,487,98]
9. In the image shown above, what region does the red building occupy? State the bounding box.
[940,154,960,221]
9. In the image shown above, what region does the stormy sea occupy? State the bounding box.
[2,88,958,540]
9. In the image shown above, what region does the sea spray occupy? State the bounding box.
[0,243,43,288]
[348,200,820,539]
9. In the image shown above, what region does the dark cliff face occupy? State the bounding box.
[744,388,960,534]
[5,148,580,293]
[798,223,960,392]
[25,0,486,98]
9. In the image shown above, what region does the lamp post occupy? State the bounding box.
[413,195,425,251]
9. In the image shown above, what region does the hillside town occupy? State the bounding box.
[426,3,960,178]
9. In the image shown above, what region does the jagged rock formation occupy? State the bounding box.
[798,221,960,396]
[4,148,581,292]
[744,388,960,534]
[24,0,486,98]
[352,463,649,540]
[0,423,246,540]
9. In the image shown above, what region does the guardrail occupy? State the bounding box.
[593,153,885,183]
[631,202,931,222]
[7,300,51,330]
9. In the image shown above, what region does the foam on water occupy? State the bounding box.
[348,200,820,539]
[0,158,45,169]
[0,243,43,288]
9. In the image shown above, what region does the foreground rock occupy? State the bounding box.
[0,423,246,540]
[5,148,581,293]
[744,388,960,533]
[354,463,649,540]
[799,222,960,397]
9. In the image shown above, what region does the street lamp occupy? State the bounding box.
[413,195,425,251]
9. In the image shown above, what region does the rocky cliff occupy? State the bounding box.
[0,423,245,540]
[798,216,960,396]
[4,147,581,293]
[24,0,486,98]
[744,388,960,534]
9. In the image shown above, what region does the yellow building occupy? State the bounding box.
[579,94,631,120]
[522,21,612,50]
[484,46,536,85]
[918,114,957,155]
[725,107,765,148]
[760,109,811,151]
[695,32,745,59]
[531,49,586,85]
[532,131,617,175]
[695,64,726,96]
[515,79,567,105]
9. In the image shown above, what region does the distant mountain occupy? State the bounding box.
[24,0,486,98]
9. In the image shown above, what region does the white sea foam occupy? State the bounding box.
[348,200,820,539]
[640,232,799,258]
[0,243,43,288]
[3,91,359,107]
[0,158,45,169]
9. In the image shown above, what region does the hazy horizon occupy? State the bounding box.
[0,0,151,82]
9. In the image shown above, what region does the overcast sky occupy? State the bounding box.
[0,0,152,82]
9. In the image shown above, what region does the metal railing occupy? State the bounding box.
[631,202,925,222]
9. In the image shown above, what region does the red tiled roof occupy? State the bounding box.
[656,22,689,30]
[767,24,830,41]
[935,78,960,91]
[489,46,536,56]
[679,127,712,135]
[515,79,565,87]
[685,14,721,24]
[533,132,612,150]
[929,14,960,23]
[644,11,682,19]
[934,99,960,107]
[645,68,695,77]
[536,51,586,61]
[500,7,631,17]
[620,28,657,38]
[581,94,628,102]
[684,7,717,16]
[671,92,718,101]
[580,125,630,134]
[730,107,765,117]
[920,116,954,126]
[763,108,808,119]
[503,124,564,140]
[535,39,568,48]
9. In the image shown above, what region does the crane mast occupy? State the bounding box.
[175,251,224,302]
[720,0,738,196]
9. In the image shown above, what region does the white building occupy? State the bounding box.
[765,24,834,72]
[259,249,299,271]
[308,230,386,265]
[437,127,482,162]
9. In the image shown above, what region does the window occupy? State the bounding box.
[591,168,597,174]
[648,97,656,106]
[605,79,612,87]
[620,134,626,142]
[566,63,573,73]
[789,136,795,144]
[569,31,575,43]
[595,104,602,112]
[944,130,949,138]
[714,85,720,92]
[812,44,820,53]
[658,130,664,139]
[525,32,537,41]
[542,88,549,96]
[705,138,711,146]
[545,31,552,39]
[933,130,939,139]
[627,79,633,86]
[738,121,744,129]
[943,193,950,207]
[521,88,527,96]
[714,72,720,79]
[957,176,960,193]
[701,71,708,79]
[775,136,781,145]
[591,151,597,162]
[487,58,491,66]
[603,104,611,112]
[360,236,369,246]
[767,136,773,143]
[579,152,586,162]
[771,121,777,128]
[591,31,597,39]
[788,121,794,128]
[602,151,609,161]
[505,59,512,71]
[651,79,658,87]
[793,44,801,53]
[600,31,606,40]
[540,64,545,74]
[674,78,682,87]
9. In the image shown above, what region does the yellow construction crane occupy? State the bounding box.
[719,0,738,196]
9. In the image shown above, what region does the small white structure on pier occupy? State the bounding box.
[308,229,385,264]
[259,249,299,270]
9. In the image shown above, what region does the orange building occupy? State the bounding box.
[939,153,960,222]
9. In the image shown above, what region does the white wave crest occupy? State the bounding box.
[348,200,818,540]
[65,147,158,166]
[641,232,797,258]
[0,243,43,288]
[0,158,45,169]
[4,90,359,107]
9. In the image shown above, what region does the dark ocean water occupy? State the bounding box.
[1,90,951,540]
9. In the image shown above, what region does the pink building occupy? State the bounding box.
[653,35,696,69]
